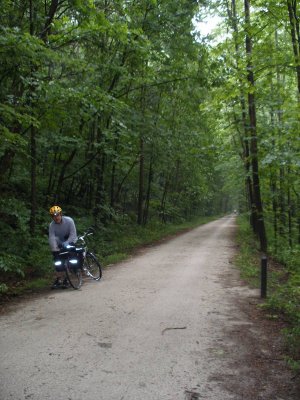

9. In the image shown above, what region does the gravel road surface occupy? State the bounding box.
[0,216,297,400]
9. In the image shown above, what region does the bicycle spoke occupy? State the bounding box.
[83,252,102,281]
[66,263,82,289]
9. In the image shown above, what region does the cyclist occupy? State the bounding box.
[49,205,78,289]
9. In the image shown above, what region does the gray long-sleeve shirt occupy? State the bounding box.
[48,216,77,252]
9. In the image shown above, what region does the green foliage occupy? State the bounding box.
[0,198,30,233]
[0,253,25,278]
[25,237,53,278]
[0,284,8,294]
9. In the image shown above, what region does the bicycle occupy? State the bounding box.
[53,228,102,290]
[76,228,102,282]
[53,245,83,289]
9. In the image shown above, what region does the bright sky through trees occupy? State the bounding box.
[192,13,226,44]
[194,14,222,35]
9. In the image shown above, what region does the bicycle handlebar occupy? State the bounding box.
[77,229,94,243]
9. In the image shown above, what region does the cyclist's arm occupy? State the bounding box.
[49,223,60,252]
[65,217,77,244]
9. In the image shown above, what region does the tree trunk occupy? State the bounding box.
[93,117,105,225]
[287,167,293,247]
[45,151,59,206]
[269,104,278,249]
[55,149,77,200]
[286,1,300,248]
[143,150,154,225]
[279,166,287,237]
[29,0,36,236]
[228,0,256,230]
[29,0,59,232]
[244,0,267,252]
[160,178,169,223]
[39,0,59,41]
[297,192,300,244]
[115,157,139,204]
[286,0,300,94]
[29,124,37,235]
[137,136,144,225]
[0,149,15,185]
[110,130,120,210]
[271,175,278,249]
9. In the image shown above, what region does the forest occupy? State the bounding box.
[0,0,299,361]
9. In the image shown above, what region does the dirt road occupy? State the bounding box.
[0,216,298,400]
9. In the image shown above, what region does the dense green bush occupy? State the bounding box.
[0,253,25,278]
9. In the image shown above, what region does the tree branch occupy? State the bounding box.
[116,76,196,98]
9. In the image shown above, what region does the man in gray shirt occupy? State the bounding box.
[49,205,77,288]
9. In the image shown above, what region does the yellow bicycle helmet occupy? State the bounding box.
[49,205,62,216]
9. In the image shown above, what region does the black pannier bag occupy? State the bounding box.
[56,245,84,270]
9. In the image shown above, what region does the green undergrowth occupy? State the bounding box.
[234,218,260,286]
[235,215,300,371]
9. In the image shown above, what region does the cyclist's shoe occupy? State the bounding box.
[51,278,62,289]
[62,278,70,289]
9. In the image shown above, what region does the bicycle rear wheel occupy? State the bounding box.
[66,262,83,289]
[83,252,102,281]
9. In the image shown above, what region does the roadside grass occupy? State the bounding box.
[234,218,260,286]
[235,215,300,372]
[16,278,51,293]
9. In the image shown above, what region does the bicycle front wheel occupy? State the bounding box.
[66,263,83,289]
[83,252,102,281]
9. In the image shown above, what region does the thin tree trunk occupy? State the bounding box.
[143,150,154,225]
[0,149,15,185]
[96,154,106,222]
[228,0,255,229]
[160,178,169,223]
[244,0,267,252]
[137,136,144,225]
[279,167,286,237]
[269,103,278,249]
[286,0,300,248]
[286,0,300,94]
[271,176,278,250]
[287,167,293,247]
[45,151,59,205]
[137,82,146,225]
[39,0,59,41]
[115,157,139,203]
[110,130,120,210]
[93,117,106,225]
[29,0,36,235]
[296,191,300,244]
[55,149,77,200]
[29,0,59,231]
[29,124,37,235]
